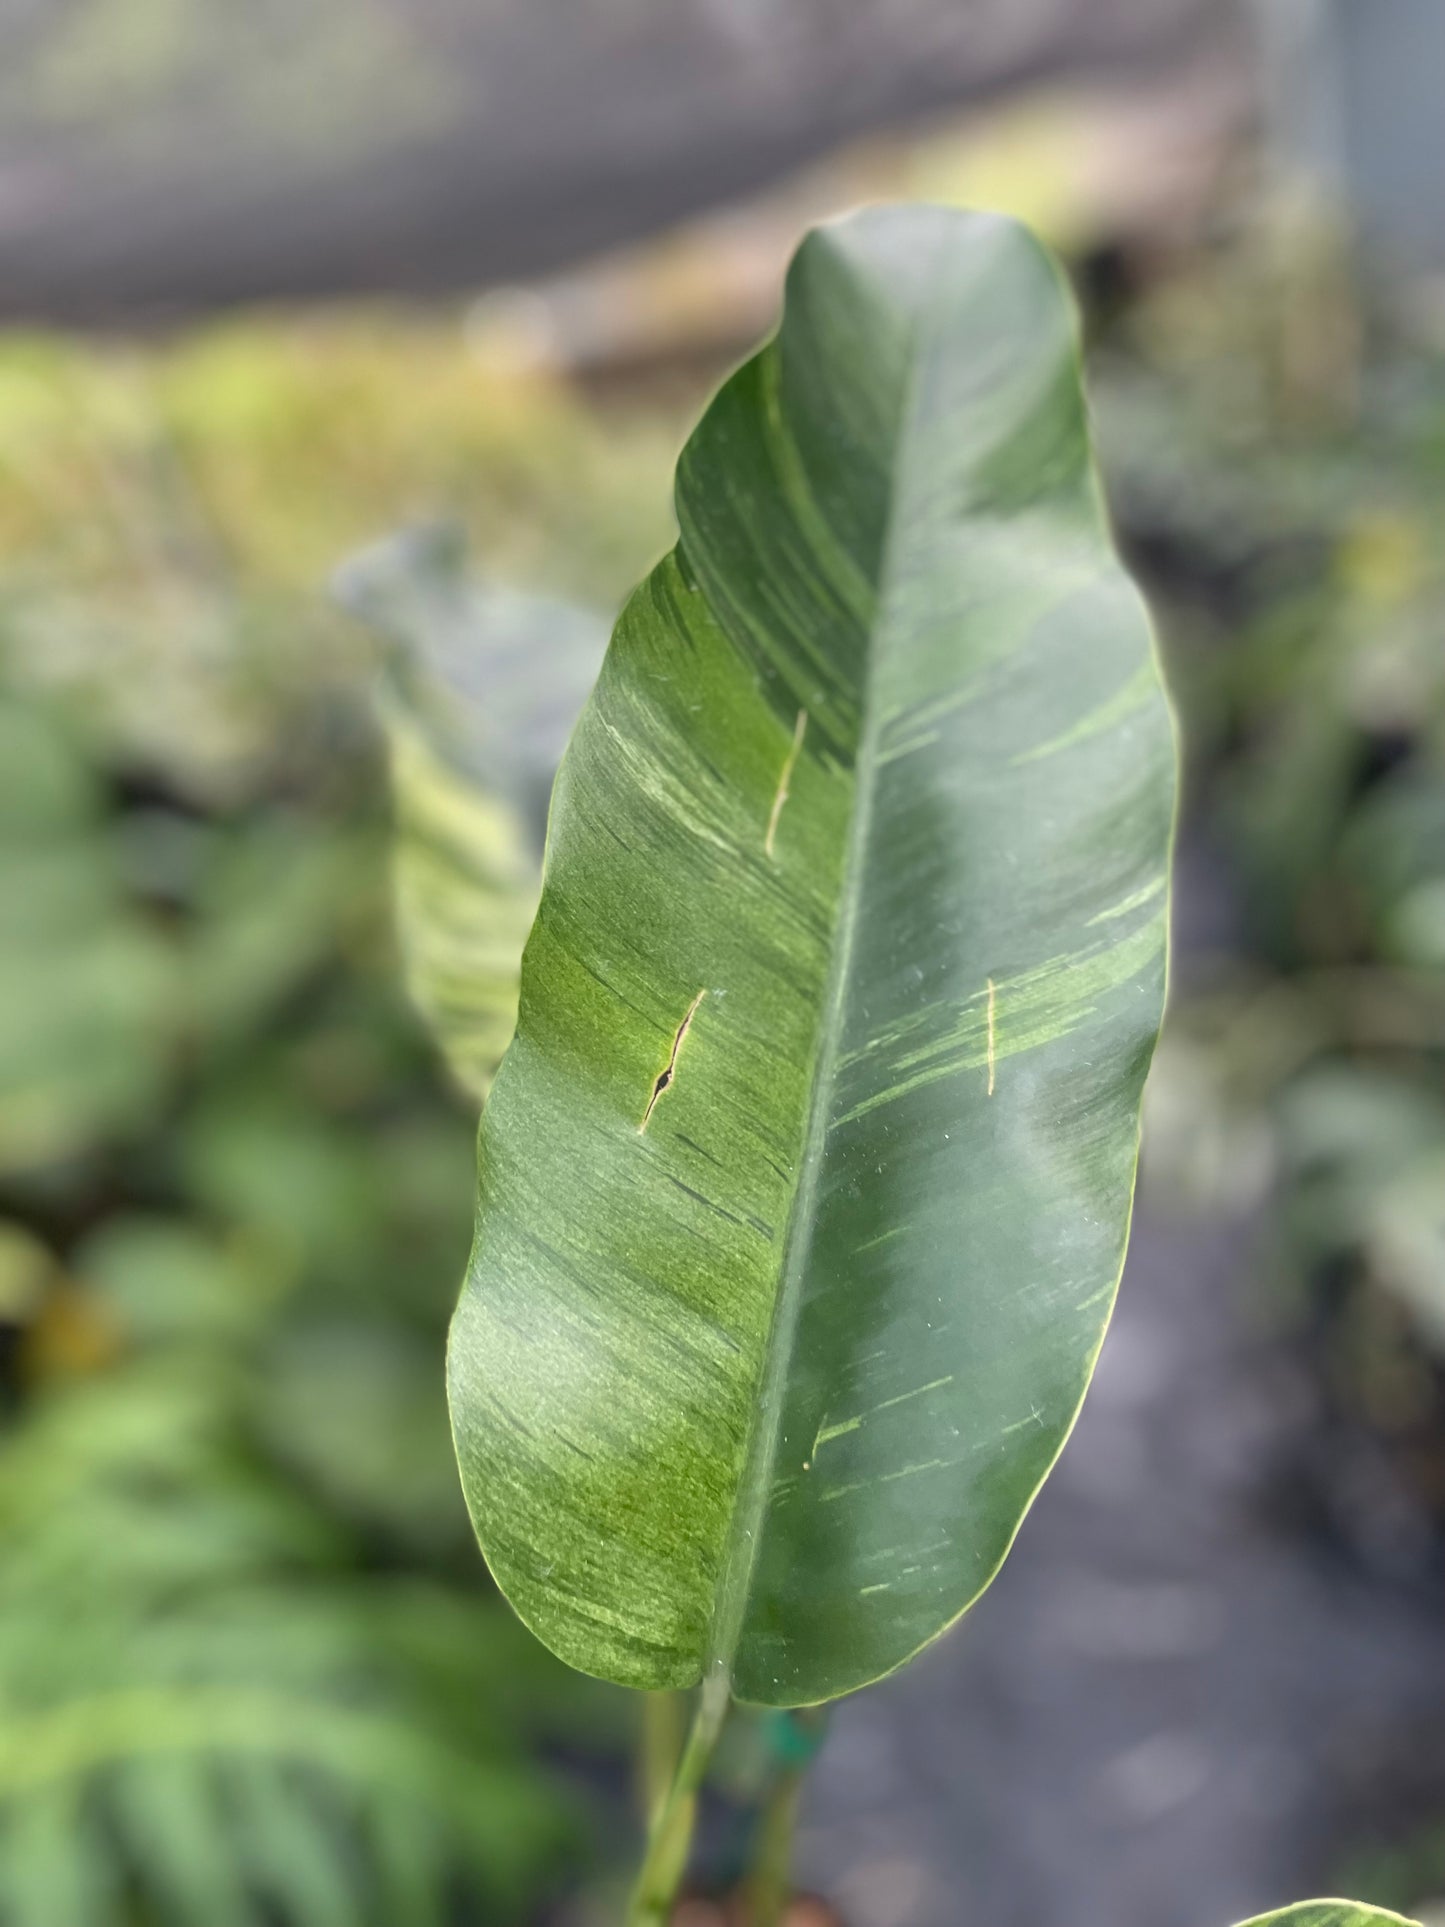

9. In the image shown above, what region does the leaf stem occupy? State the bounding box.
[744,1708,829,1926]
[745,1769,803,1925]
[639,1691,687,1825]
[627,1672,731,1927]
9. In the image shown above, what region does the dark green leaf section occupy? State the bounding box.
[448,206,1175,1704]
[1237,1906,1423,1927]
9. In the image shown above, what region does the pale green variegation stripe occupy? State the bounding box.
[1015,657,1160,765]
[1236,1905,1423,1927]
[448,205,1176,1705]
[385,706,538,1100]
[834,908,1166,1128]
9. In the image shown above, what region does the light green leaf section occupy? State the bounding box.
[1236,1905,1423,1927]
[338,527,609,1098]
[448,205,1176,1704]
[383,709,537,1102]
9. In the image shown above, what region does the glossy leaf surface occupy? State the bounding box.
[449,206,1176,1703]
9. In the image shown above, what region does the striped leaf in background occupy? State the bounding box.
[447,204,1177,1705]
[339,526,609,1099]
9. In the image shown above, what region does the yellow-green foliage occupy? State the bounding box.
[0,316,684,789]
[0,311,677,1923]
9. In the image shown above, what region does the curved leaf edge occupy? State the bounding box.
[699,217,1180,1714]
[449,203,1179,1704]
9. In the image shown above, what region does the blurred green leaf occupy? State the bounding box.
[338,523,610,1100]
[0,313,671,1923]
[0,696,178,1172]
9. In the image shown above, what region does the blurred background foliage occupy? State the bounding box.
[1104,204,1445,1577]
[0,322,688,1922]
[0,27,1444,1919]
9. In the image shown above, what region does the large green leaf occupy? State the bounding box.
[448,205,1176,1705]
[1236,1907,1422,1926]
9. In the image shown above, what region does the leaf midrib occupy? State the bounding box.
[703,254,938,1691]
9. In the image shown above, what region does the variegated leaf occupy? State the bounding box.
[448,206,1176,1703]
